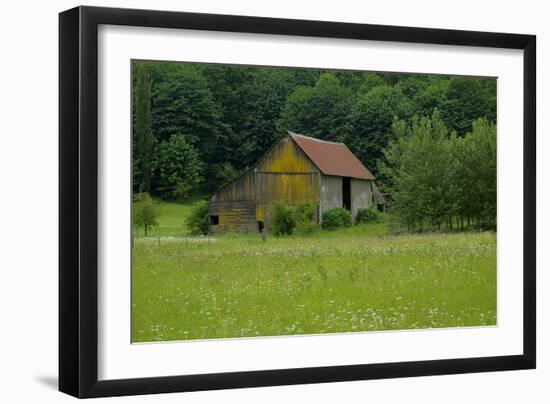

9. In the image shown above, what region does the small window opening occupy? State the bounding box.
[258,221,265,233]
[210,215,219,225]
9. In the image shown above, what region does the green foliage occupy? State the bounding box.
[154,134,203,200]
[380,114,496,232]
[322,208,352,230]
[411,77,450,118]
[203,66,317,169]
[343,85,412,178]
[150,64,227,155]
[133,63,156,193]
[272,203,296,236]
[185,200,210,236]
[358,73,387,93]
[132,192,158,236]
[334,72,385,92]
[355,207,382,224]
[441,77,496,135]
[294,202,318,235]
[455,119,497,229]
[277,73,353,141]
[396,75,431,98]
[380,113,458,231]
[204,162,239,192]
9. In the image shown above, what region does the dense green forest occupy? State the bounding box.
[132,60,497,231]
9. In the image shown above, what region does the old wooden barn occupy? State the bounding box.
[208,132,384,233]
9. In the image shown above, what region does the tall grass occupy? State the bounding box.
[132,222,496,342]
[141,197,203,237]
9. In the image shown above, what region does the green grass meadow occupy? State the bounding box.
[133,196,202,237]
[132,200,497,343]
[154,200,194,236]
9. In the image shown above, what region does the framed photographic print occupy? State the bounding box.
[59,6,536,398]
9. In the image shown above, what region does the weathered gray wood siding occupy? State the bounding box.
[351,179,374,221]
[319,175,342,221]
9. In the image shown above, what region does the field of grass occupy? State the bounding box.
[132,201,496,342]
[135,197,202,237]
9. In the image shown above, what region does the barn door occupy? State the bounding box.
[342,177,351,211]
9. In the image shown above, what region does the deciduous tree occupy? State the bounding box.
[154,134,203,200]
[132,193,158,236]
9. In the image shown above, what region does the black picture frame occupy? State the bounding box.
[59,5,536,398]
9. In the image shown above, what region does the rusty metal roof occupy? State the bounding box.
[289,132,375,180]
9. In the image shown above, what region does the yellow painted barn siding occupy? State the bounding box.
[260,173,320,231]
[214,173,320,203]
[261,173,320,205]
[219,209,246,228]
[219,213,232,227]
[209,136,322,232]
[258,137,318,173]
[212,172,256,202]
[256,137,320,206]
[211,138,320,204]
[216,202,257,232]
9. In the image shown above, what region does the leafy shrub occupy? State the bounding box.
[132,192,159,236]
[272,203,295,236]
[186,200,209,235]
[294,202,318,236]
[321,208,352,230]
[355,207,382,224]
[296,219,318,236]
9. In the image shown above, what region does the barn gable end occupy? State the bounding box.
[208,135,321,232]
[207,132,381,232]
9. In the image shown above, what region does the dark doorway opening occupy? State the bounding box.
[210,215,219,225]
[342,177,351,210]
[258,221,265,233]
